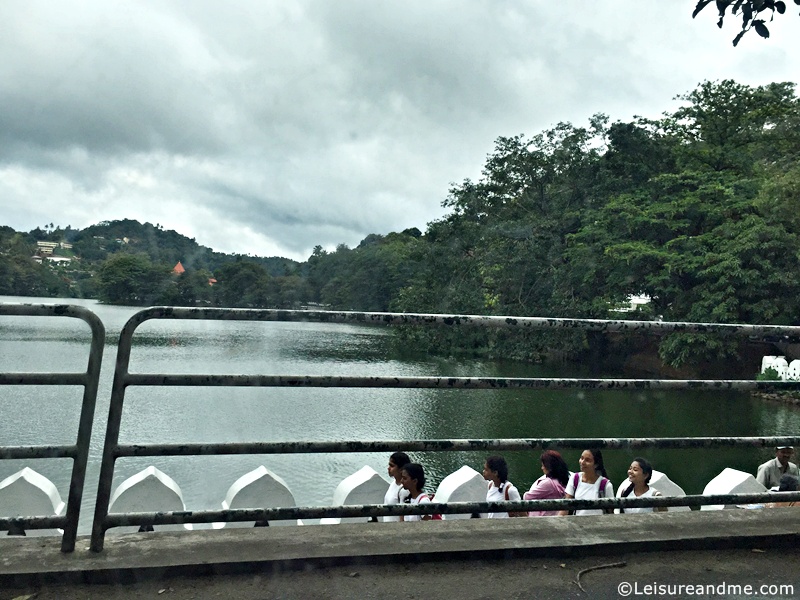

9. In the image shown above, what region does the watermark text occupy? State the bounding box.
[617,581,794,597]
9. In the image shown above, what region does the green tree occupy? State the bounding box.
[213,260,273,308]
[0,229,70,297]
[566,80,800,365]
[307,232,426,312]
[96,253,169,305]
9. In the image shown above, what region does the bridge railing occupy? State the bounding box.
[88,307,800,552]
[0,303,104,552]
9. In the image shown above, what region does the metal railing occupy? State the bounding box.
[0,303,104,552]
[88,307,800,551]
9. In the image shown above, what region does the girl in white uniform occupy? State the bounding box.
[400,463,432,522]
[383,452,411,522]
[616,457,665,514]
[482,455,522,518]
[560,449,614,516]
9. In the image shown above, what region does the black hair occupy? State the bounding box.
[390,452,410,468]
[401,463,426,493]
[587,449,608,478]
[485,455,509,483]
[779,474,799,492]
[621,457,654,498]
[632,457,653,484]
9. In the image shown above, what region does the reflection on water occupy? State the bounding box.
[2,295,800,534]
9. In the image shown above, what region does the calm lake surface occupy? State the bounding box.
[2,295,799,533]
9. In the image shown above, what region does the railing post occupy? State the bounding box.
[89,317,138,552]
[0,304,104,553]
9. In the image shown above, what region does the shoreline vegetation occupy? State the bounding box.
[3,80,800,377]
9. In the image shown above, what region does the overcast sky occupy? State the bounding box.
[1,2,798,262]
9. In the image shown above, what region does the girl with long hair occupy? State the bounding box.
[560,449,614,516]
[383,451,411,522]
[399,463,432,522]
[616,457,666,514]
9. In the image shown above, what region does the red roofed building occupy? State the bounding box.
[172,261,185,274]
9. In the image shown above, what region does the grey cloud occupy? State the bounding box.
[2,1,799,261]
[0,2,242,158]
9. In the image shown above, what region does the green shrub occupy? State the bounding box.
[756,367,782,381]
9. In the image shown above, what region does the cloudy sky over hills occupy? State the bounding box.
[2,1,799,261]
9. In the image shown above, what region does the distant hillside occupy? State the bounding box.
[71,219,300,276]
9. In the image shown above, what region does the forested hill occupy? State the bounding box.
[71,219,297,276]
[3,80,800,369]
[0,218,302,306]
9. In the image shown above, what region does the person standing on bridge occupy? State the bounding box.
[383,452,411,522]
[482,455,524,518]
[615,457,665,514]
[756,446,799,490]
[399,463,432,522]
[559,449,614,516]
[523,450,570,516]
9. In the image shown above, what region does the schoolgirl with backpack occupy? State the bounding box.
[560,449,615,516]
[482,455,526,518]
[400,463,441,521]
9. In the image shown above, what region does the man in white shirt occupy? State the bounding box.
[756,446,799,489]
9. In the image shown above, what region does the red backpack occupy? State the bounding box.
[417,493,443,520]
[488,481,527,517]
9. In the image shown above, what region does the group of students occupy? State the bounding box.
[383,448,664,521]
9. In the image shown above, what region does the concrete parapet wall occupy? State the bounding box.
[1,510,798,586]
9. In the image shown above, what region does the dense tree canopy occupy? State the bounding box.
[95,253,170,305]
[383,79,800,366]
[0,227,70,297]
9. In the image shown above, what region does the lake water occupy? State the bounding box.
[2,295,799,533]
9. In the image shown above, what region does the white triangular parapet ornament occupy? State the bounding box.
[433,465,486,520]
[108,466,192,533]
[761,355,790,380]
[761,355,779,373]
[320,465,389,525]
[214,466,299,529]
[0,467,65,537]
[788,360,800,381]
[649,469,690,512]
[774,357,789,380]
[700,468,767,510]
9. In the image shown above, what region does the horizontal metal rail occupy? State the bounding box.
[119,306,800,341]
[8,491,800,534]
[95,491,800,529]
[121,373,800,391]
[0,373,87,386]
[0,515,67,533]
[0,445,82,460]
[0,303,104,552]
[89,307,800,552]
[113,436,800,458]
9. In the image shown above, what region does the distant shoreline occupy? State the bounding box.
[752,391,800,407]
